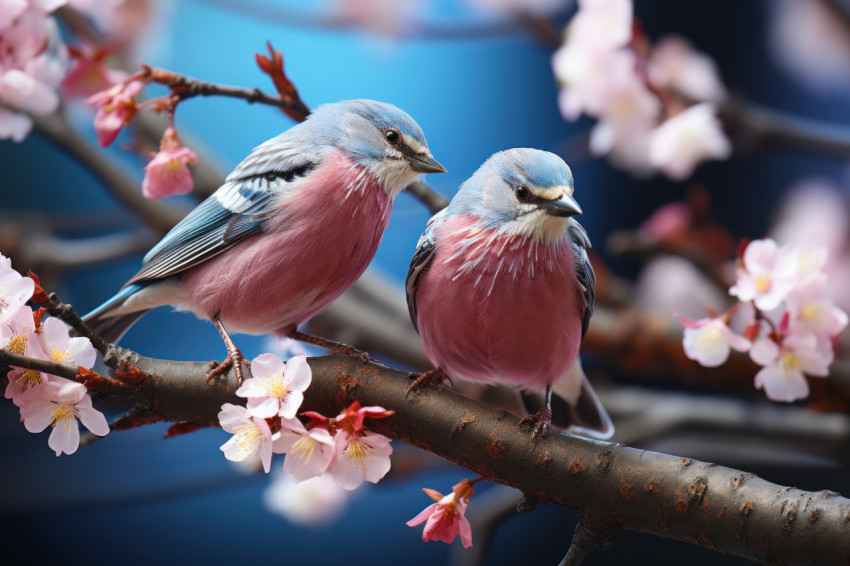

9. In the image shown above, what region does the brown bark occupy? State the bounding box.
[2,347,846,565]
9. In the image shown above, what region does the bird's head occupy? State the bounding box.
[452,148,581,244]
[323,100,445,196]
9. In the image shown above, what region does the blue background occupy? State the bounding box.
[1,1,847,564]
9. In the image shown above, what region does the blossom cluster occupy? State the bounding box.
[679,238,847,403]
[0,254,108,455]
[0,1,67,142]
[552,0,730,179]
[218,353,394,491]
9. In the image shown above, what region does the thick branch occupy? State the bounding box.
[3,348,845,564]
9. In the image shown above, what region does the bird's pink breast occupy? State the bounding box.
[181,151,392,335]
[415,214,584,392]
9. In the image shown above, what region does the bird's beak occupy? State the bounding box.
[540,193,582,217]
[408,153,447,174]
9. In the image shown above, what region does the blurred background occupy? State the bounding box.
[1,0,849,564]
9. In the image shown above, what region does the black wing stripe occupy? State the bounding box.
[405,238,437,333]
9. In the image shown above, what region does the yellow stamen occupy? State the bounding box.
[265,374,289,400]
[696,326,723,350]
[6,334,27,355]
[16,369,42,391]
[779,354,799,380]
[754,274,771,293]
[49,344,69,363]
[346,438,371,473]
[291,435,316,463]
[801,303,822,322]
[52,404,75,432]
[233,423,262,455]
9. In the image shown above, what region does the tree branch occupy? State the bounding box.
[2,347,846,564]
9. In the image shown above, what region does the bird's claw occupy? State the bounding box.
[519,405,552,441]
[406,368,449,397]
[206,349,246,384]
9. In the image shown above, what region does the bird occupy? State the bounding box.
[84,99,446,382]
[405,148,612,439]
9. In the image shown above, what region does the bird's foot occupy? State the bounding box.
[519,405,552,441]
[206,347,246,384]
[288,330,384,366]
[406,367,451,397]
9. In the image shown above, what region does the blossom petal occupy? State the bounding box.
[284,354,312,391]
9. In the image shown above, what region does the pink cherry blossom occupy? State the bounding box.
[649,35,726,103]
[569,0,633,51]
[273,418,335,483]
[781,239,828,288]
[237,353,311,419]
[0,1,28,30]
[333,0,423,38]
[0,107,32,141]
[86,80,144,147]
[678,315,752,368]
[5,367,50,406]
[264,472,349,527]
[768,0,850,94]
[465,0,562,17]
[0,265,35,325]
[785,280,848,340]
[62,45,126,97]
[0,304,35,355]
[750,333,833,402]
[729,238,796,311]
[20,378,109,456]
[141,145,198,199]
[407,481,475,548]
[649,103,731,180]
[218,403,277,473]
[331,430,392,490]
[29,316,97,369]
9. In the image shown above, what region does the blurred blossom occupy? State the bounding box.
[635,257,728,319]
[638,202,691,243]
[63,45,127,97]
[648,103,731,181]
[729,238,795,311]
[750,333,832,403]
[0,3,68,141]
[553,0,730,179]
[569,0,632,51]
[769,0,850,93]
[333,0,424,38]
[86,80,144,147]
[649,35,726,103]
[464,0,563,17]
[263,472,350,527]
[678,315,751,368]
[770,180,850,312]
[785,279,848,343]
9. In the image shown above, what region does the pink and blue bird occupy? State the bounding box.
[406,148,612,439]
[84,99,445,381]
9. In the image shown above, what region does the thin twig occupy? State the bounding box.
[46,292,111,355]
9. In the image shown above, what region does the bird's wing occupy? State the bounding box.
[568,220,596,339]
[405,209,448,332]
[126,152,317,286]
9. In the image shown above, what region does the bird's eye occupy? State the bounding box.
[515,185,532,202]
[383,128,402,146]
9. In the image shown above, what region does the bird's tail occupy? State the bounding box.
[519,358,614,439]
[81,284,151,344]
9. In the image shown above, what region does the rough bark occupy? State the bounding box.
[3,347,846,565]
